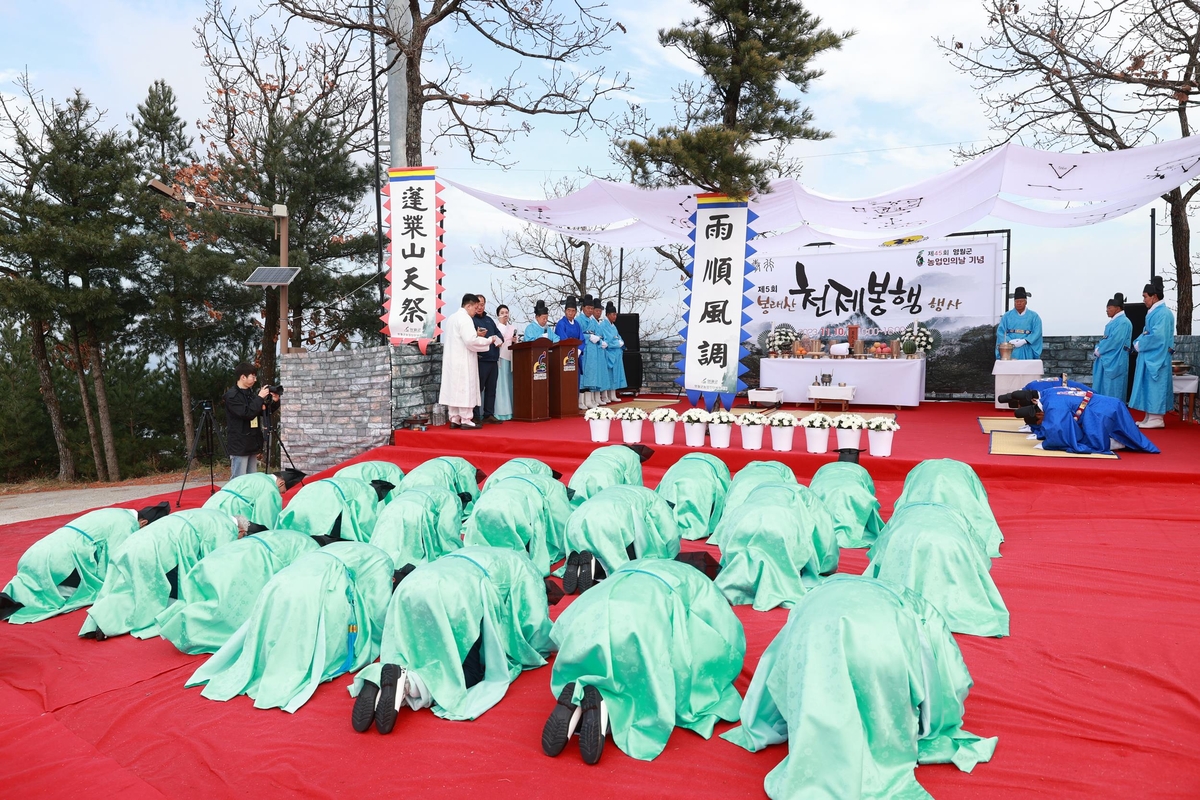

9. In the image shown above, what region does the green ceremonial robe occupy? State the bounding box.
[712,500,822,611]
[80,509,240,639]
[655,453,731,540]
[202,472,282,528]
[156,530,321,654]
[866,502,1009,637]
[350,547,554,720]
[551,559,745,761]
[893,459,1003,558]
[710,482,838,575]
[336,460,406,503]
[462,474,571,577]
[566,445,643,508]
[723,576,997,799]
[187,541,394,713]
[808,462,885,549]
[368,485,463,568]
[276,477,382,542]
[722,461,797,515]
[564,485,680,575]
[482,457,554,490]
[399,456,482,518]
[3,508,140,624]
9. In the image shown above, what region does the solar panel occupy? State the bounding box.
[244,267,301,286]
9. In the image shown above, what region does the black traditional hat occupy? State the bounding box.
[1107,292,1126,309]
[534,300,550,316]
[1014,404,1041,424]
[564,295,578,310]
[623,443,655,463]
[370,480,395,502]
[274,468,307,490]
[1144,275,1165,298]
[836,448,860,464]
[1013,286,1032,300]
[582,294,595,308]
[605,301,617,315]
[246,522,270,534]
[137,501,171,525]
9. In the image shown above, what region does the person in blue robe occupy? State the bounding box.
[1129,276,1175,428]
[581,296,610,406]
[523,299,560,344]
[1011,381,1159,455]
[1092,293,1132,401]
[554,295,584,409]
[600,301,627,403]
[995,286,1043,359]
[576,295,599,408]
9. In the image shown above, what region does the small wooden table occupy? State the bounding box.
[808,385,856,412]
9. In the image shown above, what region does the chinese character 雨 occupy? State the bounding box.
[704,213,734,241]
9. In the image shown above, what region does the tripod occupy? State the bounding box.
[261,406,297,473]
[177,402,229,508]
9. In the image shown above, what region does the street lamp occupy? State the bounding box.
[146,179,295,368]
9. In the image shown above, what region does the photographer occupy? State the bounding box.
[223,362,279,477]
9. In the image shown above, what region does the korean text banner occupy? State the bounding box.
[384,167,443,350]
[680,195,754,408]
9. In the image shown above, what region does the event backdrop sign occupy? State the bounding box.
[749,235,1006,396]
[678,193,756,409]
[383,166,444,352]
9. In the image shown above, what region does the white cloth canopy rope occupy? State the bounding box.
[441,137,1200,253]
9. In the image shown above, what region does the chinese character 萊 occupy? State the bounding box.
[401,214,426,240]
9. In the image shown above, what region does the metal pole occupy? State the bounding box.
[369,4,387,339]
[386,0,412,166]
[1150,207,1156,280]
[279,215,289,367]
[617,247,624,314]
[1003,230,1012,313]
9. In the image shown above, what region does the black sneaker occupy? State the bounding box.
[577,551,599,593]
[351,681,379,733]
[541,682,581,757]
[578,685,607,765]
[563,551,582,595]
[374,664,405,735]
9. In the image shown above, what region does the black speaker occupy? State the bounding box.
[1123,301,1146,403]
[615,313,640,352]
[621,351,643,394]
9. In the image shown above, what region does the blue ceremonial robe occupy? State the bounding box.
[523,322,559,343]
[1092,313,1132,400]
[1129,301,1175,415]
[995,308,1043,359]
[599,319,626,391]
[1028,383,1159,455]
[555,316,583,388]
[580,316,607,391]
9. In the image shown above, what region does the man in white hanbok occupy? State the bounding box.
[439,294,500,429]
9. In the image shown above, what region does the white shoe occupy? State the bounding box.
[1140,414,1165,429]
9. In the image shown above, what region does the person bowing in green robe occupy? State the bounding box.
[336,460,405,503]
[462,473,572,577]
[866,502,1009,637]
[721,460,796,516]
[542,558,745,765]
[156,529,321,654]
[482,457,559,490]
[566,444,650,508]
[187,541,394,713]
[348,546,555,733]
[367,485,463,568]
[722,575,997,799]
[709,481,838,576]
[276,477,390,544]
[79,508,244,640]
[892,459,1003,558]
[398,456,486,519]
[808,460,885,549]
[202,469,305,529]
[561,484,680,594]
[0,503,170,624]
[655,453,731,541]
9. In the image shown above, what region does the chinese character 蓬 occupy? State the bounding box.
[400,186,428,211]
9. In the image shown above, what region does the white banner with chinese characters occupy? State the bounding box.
[678,194,755,408]
[383,166,444,352]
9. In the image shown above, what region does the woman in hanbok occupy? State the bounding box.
[494,304,516,421]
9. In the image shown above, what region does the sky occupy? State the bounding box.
[0,0,1183,337]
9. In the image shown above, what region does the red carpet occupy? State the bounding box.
[2,401,1199,798]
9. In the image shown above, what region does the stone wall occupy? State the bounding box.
[640,338,684,393]
[391,342,443,425]
[1041,334,1200,386]
[279,347,392,471]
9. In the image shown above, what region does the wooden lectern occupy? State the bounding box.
[511,339,551,422]
[548,338,582,418]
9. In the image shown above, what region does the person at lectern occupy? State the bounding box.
[995,286,1043,360]
[439,294,500,430]
[524,300,560,343]
[1130,275,1175,429]
[555,296,584,409]
[1091,293,1131,401]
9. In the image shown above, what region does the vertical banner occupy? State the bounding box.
[382,166,445,353]
[676,193,756,409]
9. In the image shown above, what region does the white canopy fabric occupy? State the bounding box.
[442,137,1200,253]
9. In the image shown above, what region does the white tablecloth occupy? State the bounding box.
[1174,374,1199,394]
[808,385,856,402]
[992,359,1044,409]
[759,358,925,407]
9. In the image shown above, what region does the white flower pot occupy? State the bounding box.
[621,419,644,444]
[836,427,863,450]
[740,425,764,450]
[771,426,795,452]
[803,426,829,454]
[589,418,612,443]
[683,422,707,447]
[868,429,894,457]
[653,420,677,445]
[709,423,733,448]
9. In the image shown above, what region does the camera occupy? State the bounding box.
[267,384,284,395]
[197,399,214,412]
